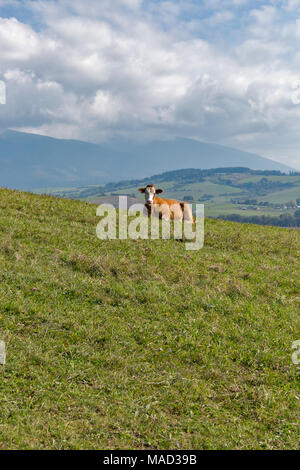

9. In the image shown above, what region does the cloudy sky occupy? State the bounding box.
[0,0,300,169]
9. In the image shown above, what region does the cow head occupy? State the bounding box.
[138,185,163,204]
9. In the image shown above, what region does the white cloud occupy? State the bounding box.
[0,0,300,168]
[285,0,300,10]
[0,17,40,61]
[206,10,234,25]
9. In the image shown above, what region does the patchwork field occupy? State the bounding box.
[0,187,299,449]
[36,168,300,223]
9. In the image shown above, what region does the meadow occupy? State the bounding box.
[0,187,299,449]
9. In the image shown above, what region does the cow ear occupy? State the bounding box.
[156,189,163,194]
[138,187,146,193]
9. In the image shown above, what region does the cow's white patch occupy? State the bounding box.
[145,188,155,203]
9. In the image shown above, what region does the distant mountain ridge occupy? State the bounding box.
[0,129,294,189]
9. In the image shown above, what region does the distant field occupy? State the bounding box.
[204,204,295,218]
[260,187,300,203]
[238,175,300,183]
[0,187,299,449]
[36,168,300,223]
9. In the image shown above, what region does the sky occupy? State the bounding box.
[0,0,300,169]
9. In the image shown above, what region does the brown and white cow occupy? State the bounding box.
[138,184,194,222]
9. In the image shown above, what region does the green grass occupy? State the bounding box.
[259,187,300,203]
[0,187,299,450]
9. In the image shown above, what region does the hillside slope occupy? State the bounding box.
[0,130,293,190]
[0,188,299,449]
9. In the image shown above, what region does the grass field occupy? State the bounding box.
[0,187,299,449]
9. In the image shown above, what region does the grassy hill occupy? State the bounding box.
[38,168,300,224]
[0,188,299,449]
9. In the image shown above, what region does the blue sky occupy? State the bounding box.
[1,0,300,169]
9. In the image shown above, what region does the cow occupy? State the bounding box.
[138,184,194,222]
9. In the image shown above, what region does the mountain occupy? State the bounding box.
[108,138,294,175]
[0,130,127,190]
[0,129,294,189]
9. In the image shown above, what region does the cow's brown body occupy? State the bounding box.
[139,185,194,222]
